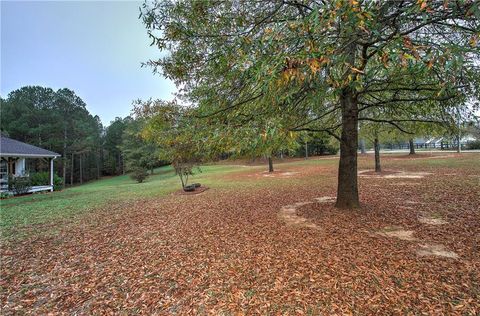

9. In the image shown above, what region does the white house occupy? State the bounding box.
[0,135,60,193]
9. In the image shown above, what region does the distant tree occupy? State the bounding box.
[91,115,104,179]
[54,88,99,185]
[466,120,480,139]
[359,118,389,172]
[121,117,160,175]
[0,86,56,145]
[465,119,480,149]
[220,117,299,172]
[104,117,129,175]
[292,133,338,157]
[360,105,451,171]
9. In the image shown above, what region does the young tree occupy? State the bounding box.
[134,99,204,190]
[296,133,339,157]
[142,0,480,208]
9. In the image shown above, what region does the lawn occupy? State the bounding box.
[1,153,479,314]
[0,164,249,240]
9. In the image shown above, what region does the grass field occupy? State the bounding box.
[1,153,479,314]
[0,164,251,240]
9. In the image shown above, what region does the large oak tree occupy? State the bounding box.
[141,0,479,208]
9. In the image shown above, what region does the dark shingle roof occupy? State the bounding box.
[0,135,60,157]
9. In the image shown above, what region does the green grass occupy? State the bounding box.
[1,153,477,241]
[0,164,247,240]
[0,158,339,240]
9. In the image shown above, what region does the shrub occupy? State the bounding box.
[30,172,49,186]
[54,176,64,191]
[466,140,480,150]
[323,143,339,155]
[9,176,31,195]
[30,172,64,191]
[293,138,339,157]
[0,192,11,199]
[130,167,149,183]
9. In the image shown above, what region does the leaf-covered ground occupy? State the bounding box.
[1,154,479,315]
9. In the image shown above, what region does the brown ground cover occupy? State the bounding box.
[1,154,479,315]
[223,164,334,181]
[172,186,210,196]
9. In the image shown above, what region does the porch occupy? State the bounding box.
[28,185,55,193]
[1,135,60,194]
[1,185,54,197]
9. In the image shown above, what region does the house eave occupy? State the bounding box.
[0,153,61,158]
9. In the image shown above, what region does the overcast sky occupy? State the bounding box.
[1,0,176,126]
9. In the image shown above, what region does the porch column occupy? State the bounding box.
[50,158,54,192]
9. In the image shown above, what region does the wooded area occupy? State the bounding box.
[0,86,163,186]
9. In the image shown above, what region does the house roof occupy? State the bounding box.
[0,135,60,158]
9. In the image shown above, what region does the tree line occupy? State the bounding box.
[0,86,338,188]
[0,86,162,187]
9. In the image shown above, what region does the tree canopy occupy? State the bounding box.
[141,0,480,208]
[134,99,206,188]
[1,86,103,185]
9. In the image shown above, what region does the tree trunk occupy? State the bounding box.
[62,158,67,187]
[79,154,83,185]
[70,152,74,186]
[96,151,100,179]
[179,174,185,188]
[117,153,121,175]
[374,137,381,172]
[63,125,67,186]
[335,88,359,209]
[268,156,274,172]
[360,139,366,154]
[409,138,415,155]
[305,141,308,159]
[457,108,461,153]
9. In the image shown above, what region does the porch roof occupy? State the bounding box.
[0,135,60,158]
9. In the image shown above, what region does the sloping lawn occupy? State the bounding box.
[1,154,479,314]
[0,164,251,240]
